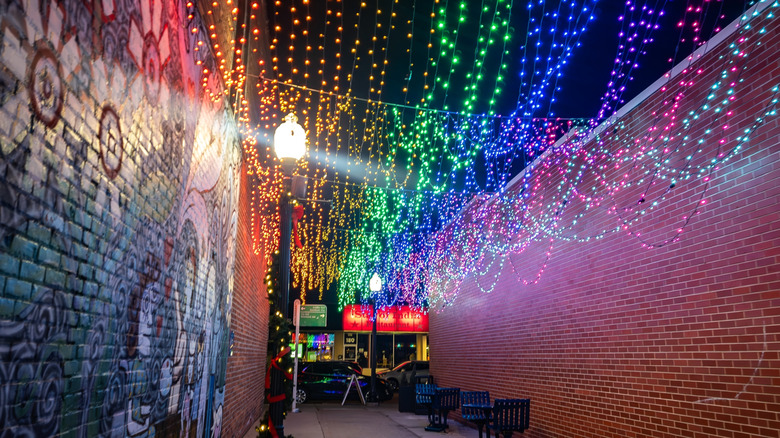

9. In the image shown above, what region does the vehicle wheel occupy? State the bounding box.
[380,386,392,401]
[387,378,399,392]
[296,388,308,404]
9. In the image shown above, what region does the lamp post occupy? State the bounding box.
[270,113,306,437]
[368,272,382,403]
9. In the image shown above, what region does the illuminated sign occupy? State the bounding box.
[343,305,372,331]
[342,305,429,332]
[395,306,427,332]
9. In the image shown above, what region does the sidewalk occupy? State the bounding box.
[246,395,484,438]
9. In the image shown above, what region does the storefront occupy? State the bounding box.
[340,304,429,370]
[293,304,429,370]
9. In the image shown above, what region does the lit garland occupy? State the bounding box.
[202,0,770,310]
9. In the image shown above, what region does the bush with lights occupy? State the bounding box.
[257,250,295,438]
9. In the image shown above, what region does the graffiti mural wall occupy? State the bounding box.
[0,0,241,436]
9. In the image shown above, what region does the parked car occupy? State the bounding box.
[377,360,429,391]
[297,360,362,375]
[335,360,363,375]
[295,361,392,403]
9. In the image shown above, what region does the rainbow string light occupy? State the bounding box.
[206,0,769,309]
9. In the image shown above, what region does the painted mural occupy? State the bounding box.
[0,0,240,436]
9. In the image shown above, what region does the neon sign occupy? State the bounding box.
[342,305,429,332]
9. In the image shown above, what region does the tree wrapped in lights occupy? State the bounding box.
[257,251,294,438]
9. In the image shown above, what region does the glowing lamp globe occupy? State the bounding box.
[369,272,382,294]
[274,113,306,174]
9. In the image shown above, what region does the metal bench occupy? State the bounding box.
[489,398,530,437]
[416,384,436,423]
[425,387,460,432]
[461,391,491,438]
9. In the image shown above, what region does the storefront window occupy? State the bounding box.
[376,334,394,368]
[357,333,369,365]
[297,333,334,361]
[393,334,417,364]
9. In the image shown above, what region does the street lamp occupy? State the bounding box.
[272,112,306,322]
[274,113,307,171]
[368,272,382,403]
[269,113,307,437]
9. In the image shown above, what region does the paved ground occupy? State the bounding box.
[244,395,484,438]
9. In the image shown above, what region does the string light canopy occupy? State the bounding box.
[215,0,771,310]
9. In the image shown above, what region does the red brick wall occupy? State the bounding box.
[430,6,780,438]
[223,162,271,437]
